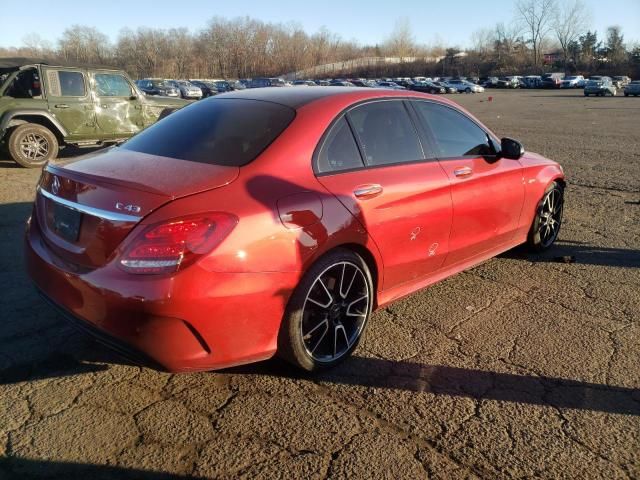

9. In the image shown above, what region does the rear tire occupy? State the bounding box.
[7,123,58,168]
[278,249,374,372]
[527,181,564,252]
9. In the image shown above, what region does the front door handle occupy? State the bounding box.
[54,104,69,109]
[454,166,473,178]
[354,184,383,199]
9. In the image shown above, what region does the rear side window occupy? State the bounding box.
[122,98,295,166]
[413,101,492,158]
[347,101,423,167]
[317,117,364,173]
[95,73,132,97]
[46,70,86,97]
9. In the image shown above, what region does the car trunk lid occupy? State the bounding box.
[35,148,239,269]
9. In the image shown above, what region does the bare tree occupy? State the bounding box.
[59,25,111,64]
[553,0,590,70]
[384,17,415,60]
[516,0,557,67]
[5,12,638,81]
[470,28,496,57]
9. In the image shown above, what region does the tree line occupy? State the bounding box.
[1,0,638,80]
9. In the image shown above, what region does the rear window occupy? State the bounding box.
[121,98,295,166]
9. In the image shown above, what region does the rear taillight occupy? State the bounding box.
[118,213,237,274]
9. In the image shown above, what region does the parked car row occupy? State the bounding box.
[135,73,636,99]
[287,77,485,94]
[477,73,633,91]
[135,78,246,99]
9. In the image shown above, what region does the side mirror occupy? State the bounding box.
[500,137,524,159]
[129,95,138,100]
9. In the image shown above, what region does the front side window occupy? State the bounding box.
[347,101,423,167]
[121,98,295,166]
[413,101,492,158]
[316,117,364,174]
[94,73,132,97]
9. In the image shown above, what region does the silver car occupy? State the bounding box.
[446,79,485,93]
[167,80,203,99]
[613,76,631,89]
[560,75,585,88]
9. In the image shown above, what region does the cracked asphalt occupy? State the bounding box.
[0,89,638,479]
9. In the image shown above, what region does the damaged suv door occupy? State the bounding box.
[92,71,145,140]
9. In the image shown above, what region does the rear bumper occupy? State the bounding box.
[25,218,298,372]
[38,289,166,370]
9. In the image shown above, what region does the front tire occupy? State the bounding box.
[527,182,564,252]
[278,249,374,371]
[7,123,59,168]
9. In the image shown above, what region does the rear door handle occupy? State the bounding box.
[454,166,473,178]
[54,104,69,109]
[354,184,383,199]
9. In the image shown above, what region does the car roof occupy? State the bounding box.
[0,57,121,73]
[211,86,459,110]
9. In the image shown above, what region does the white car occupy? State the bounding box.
[560,75,585,88]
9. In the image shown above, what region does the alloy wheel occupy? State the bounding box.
[19,132,49,161]
[538,187,563,248]
[300,261,370,363]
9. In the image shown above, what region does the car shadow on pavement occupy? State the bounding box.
[224,356,640,416]
[501,241,640,268]
[0,457,206,480]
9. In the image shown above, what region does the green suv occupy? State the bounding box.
[0,59,189,167]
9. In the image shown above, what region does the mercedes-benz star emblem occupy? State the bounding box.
[51,176,60,195]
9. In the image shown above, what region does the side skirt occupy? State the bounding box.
[376,237,527,309]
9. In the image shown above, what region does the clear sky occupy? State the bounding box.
[0,0,638,49]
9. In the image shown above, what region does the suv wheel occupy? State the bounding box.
[8,124,59,168]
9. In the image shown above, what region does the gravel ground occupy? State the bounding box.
[0,88,638,479]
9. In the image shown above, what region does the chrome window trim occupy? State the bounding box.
[38,187,141,222]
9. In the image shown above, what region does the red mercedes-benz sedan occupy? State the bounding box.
[26,87,565,372]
